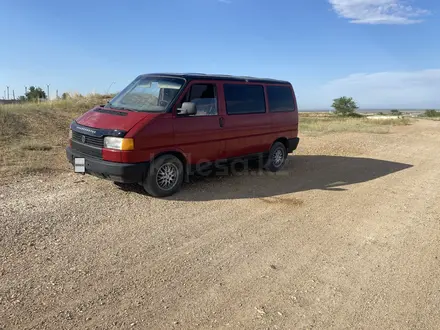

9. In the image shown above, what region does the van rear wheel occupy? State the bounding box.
[143,154,184,197]
[264,142,287,172]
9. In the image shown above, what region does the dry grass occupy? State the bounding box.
[21,143,53,151]
[0,94,113,182]
[299,113,412,135]
[297,112,333,118]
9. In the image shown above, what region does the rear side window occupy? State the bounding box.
[224,84,266,115]
[267,85,295,112]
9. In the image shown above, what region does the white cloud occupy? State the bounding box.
[321,69,440,109]
[328,0,430,24]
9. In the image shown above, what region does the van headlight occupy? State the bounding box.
[103,137,134,151]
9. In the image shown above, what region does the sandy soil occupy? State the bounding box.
[1,120,439,330]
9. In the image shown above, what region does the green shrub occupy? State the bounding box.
[424,109,440,117]
[331,96,359,117]
[346,112,363,118]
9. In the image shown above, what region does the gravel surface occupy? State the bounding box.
[1,120,440,329]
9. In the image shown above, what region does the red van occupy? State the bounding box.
[66,73,299,197]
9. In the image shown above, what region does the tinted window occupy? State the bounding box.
[224,84,266,115]
[267,85,295,112]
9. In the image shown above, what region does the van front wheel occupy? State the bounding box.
[264,142,287,172]
[143,154,184,197]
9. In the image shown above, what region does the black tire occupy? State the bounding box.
[143,154,184,197]
[264,142,287,172]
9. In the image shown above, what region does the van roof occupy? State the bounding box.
[140,73,291,85]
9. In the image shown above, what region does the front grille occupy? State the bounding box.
[71,140,102,159]
[72,131,104,148]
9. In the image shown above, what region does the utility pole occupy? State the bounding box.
[46,84,50,100]
[12,90,15,100]
[56,89,59,99]
[6,86,9,100]
[3,90,5,99]
[24,86,28,95]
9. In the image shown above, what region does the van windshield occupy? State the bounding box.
[107,76,185,112]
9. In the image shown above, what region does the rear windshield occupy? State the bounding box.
[108,76,185,112]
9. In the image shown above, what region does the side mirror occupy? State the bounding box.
[177,102,197,115]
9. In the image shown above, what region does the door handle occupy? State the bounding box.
[219,117,224,128]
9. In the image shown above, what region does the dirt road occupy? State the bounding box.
[1,120,439,329]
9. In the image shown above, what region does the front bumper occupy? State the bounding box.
[66,146,149,183]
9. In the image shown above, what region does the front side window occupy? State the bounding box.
[267,85,295,112]
[224,84,266,115]
[108,76,185,112]
[178,84,218,116]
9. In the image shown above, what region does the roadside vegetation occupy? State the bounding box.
[0,94,113,181]
[0,94,412,182]
[300,115,411,135]
[300,96,411,135]
[421,109,440,120]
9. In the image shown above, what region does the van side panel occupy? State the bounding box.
[221,113,273,158]
[172,116,223,163]
[270,112,297,139]
[269,84,299,141]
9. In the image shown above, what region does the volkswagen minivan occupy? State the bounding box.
[66,73,300,197]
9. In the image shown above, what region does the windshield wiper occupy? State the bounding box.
[105,102,135,112]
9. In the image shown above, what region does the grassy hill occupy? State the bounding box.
[0,94,113,181]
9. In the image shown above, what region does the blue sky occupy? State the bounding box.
[1,0,439,109]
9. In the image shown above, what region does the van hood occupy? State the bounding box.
[75,107,158,132]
